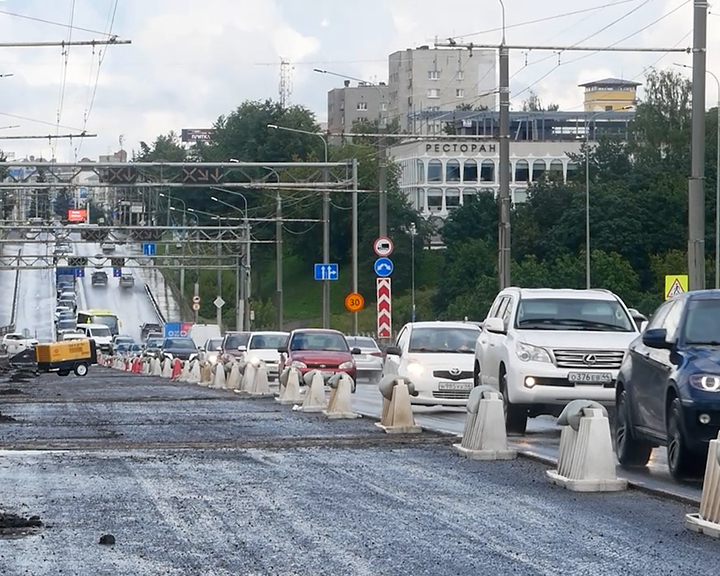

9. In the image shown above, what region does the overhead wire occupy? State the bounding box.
[52,0,76,159]
[0,7,115,36]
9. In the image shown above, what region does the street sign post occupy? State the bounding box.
[142,243,156,256]
[344,293,364,313]
[214,296,225,309]
[192,296,201,304]
[313,263,339,281]
[75,268,84,278]
[373,236,394,257]
[112,268,122,278]
[665,274,688,300]
[192,303,200,311]
[373,257,394,277]
[376,278,392,339]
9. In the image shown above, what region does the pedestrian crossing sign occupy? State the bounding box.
[664,275,688,300]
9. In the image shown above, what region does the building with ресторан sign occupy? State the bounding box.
[390,107,636,219]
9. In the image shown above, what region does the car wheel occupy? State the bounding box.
[667,397,704,480]
[74,363,88,377]
[615,389,652,468]
[500,369,527,435]
[58,370,70,377]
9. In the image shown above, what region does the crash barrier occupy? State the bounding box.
[226,362,242,390]
[188,360,201,384]
[453,386,516,460]
[177,360,190,382]
[247,362,273,397]
[276,367,303,404]
[211,361,226,389]
[546,400,627,492]
[199,361,212,386]
[686,433,720,538]
[238,363,256,395]
[323,373,358,419]
[293,370,326,412]
[151,357,162,377]
[142,358,150,375]
[376,375,421,434]
[161,358,172,379]
[170,358,182,379]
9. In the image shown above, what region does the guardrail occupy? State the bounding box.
[0,247,23,336]
[144,283,166,324]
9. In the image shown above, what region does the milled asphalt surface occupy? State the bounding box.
[0,367,719,575]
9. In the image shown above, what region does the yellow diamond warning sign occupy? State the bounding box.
[664,274,688,300]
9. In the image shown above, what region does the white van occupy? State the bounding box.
[189,324,222,349]
[78,323,113,353]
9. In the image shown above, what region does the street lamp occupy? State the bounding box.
[162,193,190,300]
[675,62,720,288]
[410,222,417,322]
[268,123,332,329]
[584,106,633,288]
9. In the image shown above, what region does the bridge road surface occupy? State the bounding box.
[1,370,719,575]
[352,384,704,503]
[13,235,55,342]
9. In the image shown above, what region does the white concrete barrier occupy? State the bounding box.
[237,363,256,395]
[199,361,213,386]
[178,361,190,382]
[276,367,303,404]
[376,376,421,434]
[249,363,273,397]
[160,358,172,378]
[150,357,162,376]
[187,360,201,384]
[141,359,150,375]
[546,400,627,492]
[453,386,516,460]
[225,362,242,390]
[210,362,226,389]
[323,373,358,419]
[293,370,326,412]
[686,433,720,538]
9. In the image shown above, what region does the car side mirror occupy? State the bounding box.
[278,345,288,353]
[642,328,672,350]
[628,308,648,331]
[238,345,247,352]
[351,347,362,355]
[198,346,205,352]
[385,345,402,356]
[484,317,506,334]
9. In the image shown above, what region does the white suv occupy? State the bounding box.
[474,288,641,434]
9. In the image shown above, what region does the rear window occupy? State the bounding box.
[206,339,223,351]
[346,337,378,350]
[90,327,111,337]
[224,334,250,349]
[249,334,288,350]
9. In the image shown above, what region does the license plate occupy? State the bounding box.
[568,372,612,384]
[438,381,473,391]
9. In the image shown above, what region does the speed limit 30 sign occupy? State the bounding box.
[344,293,364,313]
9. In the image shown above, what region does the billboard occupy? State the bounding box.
[67,209,87,222]
[181,128,215,142]
[164,322,194,337]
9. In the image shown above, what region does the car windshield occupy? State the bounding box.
[164,338,197,350]
[346,337,379,350]
[250,334,288,350]
[224,334,249,349]
[146,338,163,348]
[206,339,223,351]
[116,337,134,344]
[683,299,720,345]
[58,320,76,329]
[289,332,348,352]
[408,327,479,353]
[90,316,119,333]
[514,298,634,332]
[91,327,111,337]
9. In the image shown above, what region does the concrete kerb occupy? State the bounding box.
[351,408,702,506]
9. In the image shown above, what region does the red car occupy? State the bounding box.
[279,329,361,391]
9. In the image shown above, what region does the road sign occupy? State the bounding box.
[68,256,88,267]
[374,257,394,277]
[345,293,365,313]
[111,257,125,268]
[214,296,225,309]
[192,296,201,304]
[665,274,688,300]
[376,278,392,339]
[164,322,194,337]
[142,243,156,256]
[373,236,394,257]
[75,268,84,278]
[313,263,339,281]
[112,268,122,278]
[182,166,223,184]
[192,303,201,311]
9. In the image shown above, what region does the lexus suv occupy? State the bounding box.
[615,290,720,480]
[474,288,641,434]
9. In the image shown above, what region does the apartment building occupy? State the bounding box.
[326,80,389,136]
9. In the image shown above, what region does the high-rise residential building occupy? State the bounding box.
[387,46,496,135]
[326,80,389,137]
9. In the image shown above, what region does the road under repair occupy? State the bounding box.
[0,369,719,575]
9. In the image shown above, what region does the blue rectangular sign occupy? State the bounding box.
[164,323,181,337]
[112,268,122,278]
[75,268,84,278]
[313,263,339,281]
[142,243,156,256]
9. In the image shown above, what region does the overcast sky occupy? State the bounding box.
[0,0,716,161]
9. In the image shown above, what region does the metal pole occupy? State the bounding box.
[688,0,708,291]
[322,142,330,329]
[352,159,359,335]
[165,190,171,255]
[216,223,222,329]
[585,131,591,289]
[498,42,511,289]
[276,191,283,330]
[244,218,251,331]
[235,255,241,330]
[411,223,416,322]
[379,138,387,237]
[711,72,720,289]
[180,210,186,301]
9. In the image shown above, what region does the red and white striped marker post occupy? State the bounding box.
[376,278,392,339]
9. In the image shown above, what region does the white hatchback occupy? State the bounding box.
[243,331,290,381]
[383,321,481,406]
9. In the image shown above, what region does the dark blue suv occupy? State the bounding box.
[615,290,720,480]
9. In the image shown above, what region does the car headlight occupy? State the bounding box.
[339,361,354,370]
[406,361,424,375]
[290,360,307,369]
[207,353,218,363]
[164,352,173,359]
[189,353,198,361]
[248,356,262,366]
[515,342,552,363]
[689,374,720,392]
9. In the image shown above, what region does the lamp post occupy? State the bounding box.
[162,193,189,302]
[268,123,332,329]
[410,222,417,322]
[676,62,720,288]
[210,193,251,330]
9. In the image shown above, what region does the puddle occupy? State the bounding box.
[0,512,43,539]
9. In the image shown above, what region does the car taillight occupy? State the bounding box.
[370,352,383,357]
